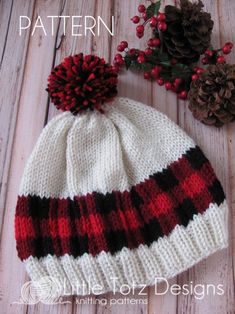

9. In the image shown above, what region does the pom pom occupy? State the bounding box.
[47,53,118,114]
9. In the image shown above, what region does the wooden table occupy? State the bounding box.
[0,0,234,313]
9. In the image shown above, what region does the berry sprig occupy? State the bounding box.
[113,0,234,100]
[132,2,167,38]
[201,43,233,65]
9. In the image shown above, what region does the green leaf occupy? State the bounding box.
[146,1,161,19]
[171,64,192,79]
[124,55,132,69]
[138,63,153,71]
[157,51,170,62]
[160,62,172,67]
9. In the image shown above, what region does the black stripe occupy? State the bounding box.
[186,146,209,170]
[151,168,179,191]
[174,198,198,227]
[209,180,226,206]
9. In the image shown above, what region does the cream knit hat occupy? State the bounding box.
[15,54,228,296]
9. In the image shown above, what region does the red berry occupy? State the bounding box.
[171,58,178,65]
[115,53,123,60]
[113,59,118,66]
[174,78,183,86]
[165,82,172,90]
[144,72,150,79]
[129,48,136,55]
[171,85,178,93]
[157,12,166,22]
[151,67,160,78]
[196,68,205,74]
[136,32,144,38]
[83,100,89,106]
[150,17,158,27]
[178,90,188,100]
[217,55,226,63]
[202,57,208,65]
[138,51,145,57]
[137,55,145,63]
[205,49,213,57]
[136,25,144,34]
[131,16,140,24]
[157,78,164,86]
[147,38,154,47]
[120,41,128,49]
[113,64,120,72]
[225,42,233,49]
[152,38,161,46]
[222,45,231,54]
[193,66,199,73]
[142,12,148,21]
[118,59,124,66]
[117,44,124,52]
[144,48,152,55]
[138,4,146,13]
[158,22,167,31]
[191,74,199,81]
[114,57,124,66]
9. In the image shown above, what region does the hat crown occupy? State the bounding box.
[19,97,194,198]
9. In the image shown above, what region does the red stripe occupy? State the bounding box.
[15,146,225,260]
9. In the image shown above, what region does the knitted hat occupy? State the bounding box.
[15,54,228,296]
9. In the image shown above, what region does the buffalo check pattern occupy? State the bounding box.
[15,146,225,261]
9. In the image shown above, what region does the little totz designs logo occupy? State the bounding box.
[19,15,114,36]
[15,276,64,305]
[13,276,225,305]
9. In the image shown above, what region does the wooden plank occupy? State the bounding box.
[0,0,33,232]
[148,279,178,314]
[218,0,235,312]
[0,1,70,313]
[177,0,234,313]
[113,0,152,105]
[0,0,13,61]
[0,1,35,313]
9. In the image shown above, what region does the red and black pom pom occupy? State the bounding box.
[47,54,118,114]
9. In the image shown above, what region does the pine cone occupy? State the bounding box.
[162,0,214,63]
[188,63,235,127]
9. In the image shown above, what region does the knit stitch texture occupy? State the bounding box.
[15,97,228,296]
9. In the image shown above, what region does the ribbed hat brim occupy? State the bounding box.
[23,201,228,296]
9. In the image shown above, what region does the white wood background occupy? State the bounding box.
[0,0,234,313]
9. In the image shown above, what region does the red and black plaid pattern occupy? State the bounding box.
[15,146,225,260]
